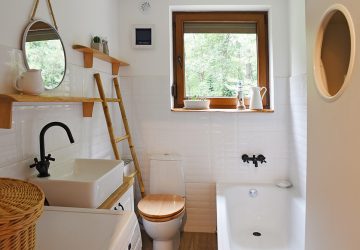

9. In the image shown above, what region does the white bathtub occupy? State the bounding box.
[216,184,305,250]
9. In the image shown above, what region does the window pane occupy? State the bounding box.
[184,33,258,98]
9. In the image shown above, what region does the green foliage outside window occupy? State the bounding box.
[184,33,258,98]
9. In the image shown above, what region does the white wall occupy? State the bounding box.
[289,0,307,202]
[0,0,124,178]
[306,1,360,249]
[118,0,292,232]
[288,0,307,249]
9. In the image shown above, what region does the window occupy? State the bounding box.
[172,12,269,109]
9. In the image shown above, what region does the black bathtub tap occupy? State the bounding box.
[242,154,266,168]
[30,122,75,177]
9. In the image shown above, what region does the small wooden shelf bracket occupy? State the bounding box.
[83,52,94,68]
[82,102,95,117]
[0,96,13,129]
[72,44,129,75]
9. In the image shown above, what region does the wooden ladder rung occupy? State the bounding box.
[126,171,138,179]
[105,98,121,103]
[115,135,130,143]
[94,73,145,198]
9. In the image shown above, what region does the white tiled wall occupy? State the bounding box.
[120,75,292,232]
[289,0,307,200]
[289,74,307,199]
[0,45,121,180]
[116,0,296,233]
[288,1,306,247]
[0,0,124,179]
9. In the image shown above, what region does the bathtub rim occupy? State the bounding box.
[216,183,279,250]
[216,182,305,250]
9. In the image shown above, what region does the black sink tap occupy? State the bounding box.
[30,122,75,177]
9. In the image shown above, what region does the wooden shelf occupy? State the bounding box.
[72,44,129,75]
[0,94,117,129]
[0,46,128,129]
[171,108,274,113]
[0,94,101,103]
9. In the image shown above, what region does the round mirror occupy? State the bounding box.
[22,20,66,90]
[314,5,355,101]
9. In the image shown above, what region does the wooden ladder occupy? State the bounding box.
[94,73,145,198]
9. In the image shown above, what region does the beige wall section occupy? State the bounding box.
[306,1,360,250]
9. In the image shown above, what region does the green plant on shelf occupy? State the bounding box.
[93,36,101,43]
[91,36,102,51]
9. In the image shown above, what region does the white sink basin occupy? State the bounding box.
[29,159,124,208]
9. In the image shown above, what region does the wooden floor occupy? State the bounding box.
[141,230,217,250]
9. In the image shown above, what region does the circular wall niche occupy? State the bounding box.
[314,4,356,101]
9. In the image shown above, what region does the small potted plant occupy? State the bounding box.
[91,36,102,51]
[184,96,210,110]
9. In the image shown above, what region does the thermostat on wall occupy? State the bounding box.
[132,24,154,49]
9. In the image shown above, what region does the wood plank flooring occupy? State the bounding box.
[179,232,218,250]
[141,230,217,250]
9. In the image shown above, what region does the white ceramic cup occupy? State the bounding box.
[14,69,44,95]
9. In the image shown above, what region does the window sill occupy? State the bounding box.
[171,108,274,113]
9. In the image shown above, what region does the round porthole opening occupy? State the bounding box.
[314,4,355,101]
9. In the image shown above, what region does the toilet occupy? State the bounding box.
[138,154,185,250]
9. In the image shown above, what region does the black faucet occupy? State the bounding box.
[30,122,75,177]
[242,154,266,168]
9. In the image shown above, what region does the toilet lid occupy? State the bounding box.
[138,194,185,219]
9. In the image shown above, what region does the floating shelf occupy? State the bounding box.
[0,46,128,129]
[0,94,121,129]
[171,108,274,113]
[72,44,129,75]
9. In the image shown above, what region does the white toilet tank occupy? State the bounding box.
[149,154,185,196]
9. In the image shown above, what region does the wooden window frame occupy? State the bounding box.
[172,12,270,109]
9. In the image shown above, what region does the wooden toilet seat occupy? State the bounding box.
[138,194,185,222]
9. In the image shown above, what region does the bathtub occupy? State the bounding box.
[216,184,305,250]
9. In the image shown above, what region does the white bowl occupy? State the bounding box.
[184,100,210,110]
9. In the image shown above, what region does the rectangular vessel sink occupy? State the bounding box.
[29,159,124,208]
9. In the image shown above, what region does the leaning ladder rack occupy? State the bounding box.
[94,73,145,198]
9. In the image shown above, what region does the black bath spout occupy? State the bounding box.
[242,154,266,168]
[30,122,75,177]
[257,154,266,164]
[253,155,258,168]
